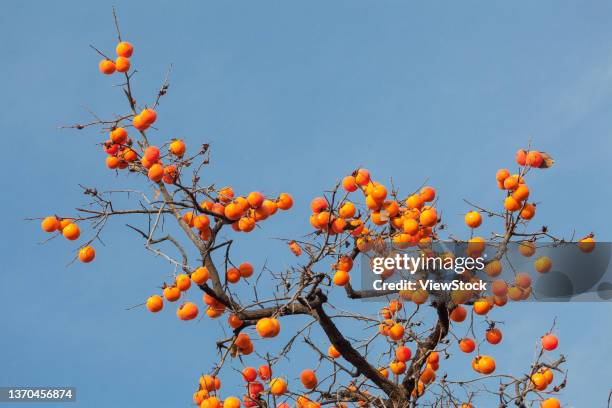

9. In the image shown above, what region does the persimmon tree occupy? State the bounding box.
[36,12,599,408]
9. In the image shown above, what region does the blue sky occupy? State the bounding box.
[1,1,612,407]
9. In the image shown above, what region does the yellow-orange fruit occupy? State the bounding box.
[115,56,130,73]
[256,317,280,338]
[116,41,134,58]
[177,301,198,320]
[41,216,61,232]
[146,295,163,312]
[534,256,552,273]
[463,210,482,229]
[169,139,186,157]
[78,246,96,263]
[148,164,164,182]
[163,286,181,302]
[62,223,80,240]
[99,59,116,74]
[191,267,209,284]
[277,193,294,210]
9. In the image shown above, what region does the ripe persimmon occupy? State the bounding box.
[403,218,419,235]
[503,175,520,190]
[496,168,510,181]
[512,184,530,201]
[169,139,186,157]
[106,156,120,169]
[246,192,264,208]
[541,333,558,351]
[420,367,436,384]
[226,268,241,284]
[333,270,350,286]
[258,365,271,380]
[419,208,438,227]
[486,328,502,344]
[420,186,436,202]
[78,246,96,263]
[464,211,482,228]
[162,165,178,184]
[534,256,552,273]
[62,223,80,240]
[193,215,210,231]
[540,398,560,408]
[116,41,134,58]
[140,108,157,125]
[526,151,543,167]
[354,168,370,186]
[146,295,163,312]
[242,367,257,382]
[110,127,128,144]
[578,236,595,253]
[475,355,496,374]
[504,196,521,212]
[342,175,358,192]
[459,338,475,353]
[328,345,341,359]
[239,262,254,278]
[277,193,293,210]
[450,306,467,322]
[516,149,527,166]
[300,369,317,389]
[406,194,424,210]
[485,260,502,277]
[115,56,130,73]
[518,241,536,257]
[388,323,405,341]
[191,267,209,284]
[41,216,61,232]
[389,360,406,375]
[473,298,491,315]
[59,219,72,231]
[148,163,164,182]
[132,114,149,131]
[270,378,287,395]
[491,279,508,296]
[395,346,412,362]
[531,372,548,391]
[427,351,439,364]
[261,199,277,216]
[223,396,241,408]
[175,274,191,291]
[99,59,116,74]
[256,317,280,338]
[177,301,198,320]
[310,197,328,213]
[520,203,536,219]
[163,286,181,302]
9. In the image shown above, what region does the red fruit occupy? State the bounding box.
[258,365,271,380]
[248,381,264,397]
[459,338,476,353]
[242,367,257,382]
[395,346,412,362]
[541,334,558,351]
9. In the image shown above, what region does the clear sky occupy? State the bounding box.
[1,1,611,407]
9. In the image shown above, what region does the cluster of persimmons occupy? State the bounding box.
[37,31,599,408]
